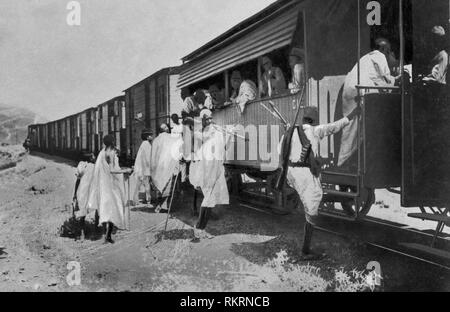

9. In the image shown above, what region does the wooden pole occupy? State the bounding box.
[164,173,180,232]
[399,0,405,80]
[357,0,362,181]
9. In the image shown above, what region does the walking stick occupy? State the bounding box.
[124,172,131,231]
[193,188,198,216]
[164,173,180,232]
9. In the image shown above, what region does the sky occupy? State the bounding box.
[0,0,276,121]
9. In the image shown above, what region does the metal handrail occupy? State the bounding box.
[356,85,400,91]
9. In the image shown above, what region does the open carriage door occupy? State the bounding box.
[402,0,450,207]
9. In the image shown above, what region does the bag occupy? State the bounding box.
[297,126,321,178]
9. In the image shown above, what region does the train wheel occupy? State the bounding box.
[340,186,375,219]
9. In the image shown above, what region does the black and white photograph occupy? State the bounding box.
[0,0,449,296]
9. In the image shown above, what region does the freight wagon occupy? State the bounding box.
[124,67,181,160]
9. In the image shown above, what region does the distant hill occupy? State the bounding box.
[0,104,47,145]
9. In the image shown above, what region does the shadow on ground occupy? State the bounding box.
[58,217,104,241]
[0,247,7,259]
[30,152,78,167]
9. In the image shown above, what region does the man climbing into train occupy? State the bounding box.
[279,106,361,261]
[338,38,402,169]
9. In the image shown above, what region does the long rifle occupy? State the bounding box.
[274,85,306,192]
[185,117,248,141]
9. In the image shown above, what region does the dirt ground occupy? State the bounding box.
[0,145,449,292]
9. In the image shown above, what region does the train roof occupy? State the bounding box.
[180,0,299,64]
[123,66,182,92]
[177,0,302,88]
[97,95,125,107]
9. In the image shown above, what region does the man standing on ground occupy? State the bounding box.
[190,110,230,234]
[151,123,183,213]
[73,153,99,240]
[132,129,153,208]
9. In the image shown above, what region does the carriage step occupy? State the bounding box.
[407,213,450,226]
[398,243,450,261]
[322,171,359,187]
[323,189,358,199]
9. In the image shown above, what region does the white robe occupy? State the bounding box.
[190,126,229,208]
[88,148,126,229]
[75,161,96,218]
[280,118,350,224]
[133,141,152,178]
[338,50,395,166]
[150,132,183,197]
[130,140,152,202]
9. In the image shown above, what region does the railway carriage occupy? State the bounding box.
[124,67,182,162]
[27,125,40,151]
[77,107,98,157]
[178,0,450,259]
[96,96,126,160]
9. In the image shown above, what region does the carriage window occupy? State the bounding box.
[258,47,291,99]
[157,84,166,115]
[121,102,126,129]
[188,72,227,111]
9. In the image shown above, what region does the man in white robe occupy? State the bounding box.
[288,48,306,94]
[190,110,229,231]
[279,106,360,260]
[131,129,153,207]
[72,153,98,239]
[338,38,400,167]
[171,114,187,184]
[226,70,257,114]
[88,135,131,244]
[151,123,183,213]
[422,26,448,85]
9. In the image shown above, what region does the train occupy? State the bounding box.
[28,96,126,162]
[28,67,182,166]
[27,0,450,260]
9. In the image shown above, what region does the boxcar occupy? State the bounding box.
[27,125,40,150]
[96,96,126,159]
[124,67,181,160]
[178,0,450,254]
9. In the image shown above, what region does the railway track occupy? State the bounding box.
[316,215,450,271]
[238,200,450,270]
